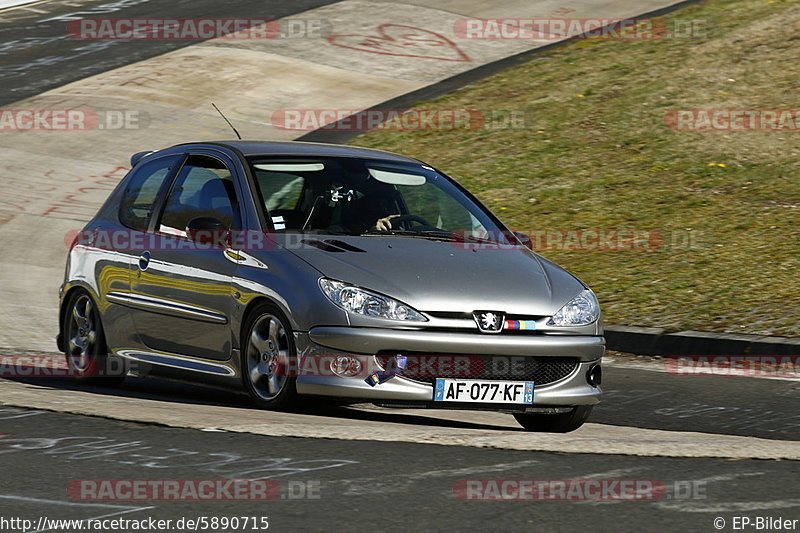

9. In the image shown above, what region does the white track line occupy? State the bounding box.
[0,0,44,10]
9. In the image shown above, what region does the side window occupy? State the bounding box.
[118,155,180,232]
[255,171,304,211]
[253,170,305,230]
[158,155,239,236]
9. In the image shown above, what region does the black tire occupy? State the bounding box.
[240,302,299,410]
[514,405,593,433]
[63,290,126,386]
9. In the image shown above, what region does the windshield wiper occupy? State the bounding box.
[361,228,451,240]
[361,229,505,244]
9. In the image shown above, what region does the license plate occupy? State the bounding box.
[433,379,534,404]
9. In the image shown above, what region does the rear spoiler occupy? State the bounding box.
[130,150,157,168]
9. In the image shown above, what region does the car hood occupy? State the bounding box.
[275,234,585,316]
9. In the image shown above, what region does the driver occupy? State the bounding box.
[336,180,401,233]
[374,214,399,231]
[360,185,401,231]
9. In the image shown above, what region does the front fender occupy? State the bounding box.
[230,249,349,352]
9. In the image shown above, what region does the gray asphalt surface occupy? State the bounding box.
[595,366,800,441]
[8,365,800,441]
[0,0,338,106]
[1,0,798,531]
[1,408,798,533]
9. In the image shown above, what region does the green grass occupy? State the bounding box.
[351,0,800,336]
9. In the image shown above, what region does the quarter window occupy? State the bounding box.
[118,155,180,232]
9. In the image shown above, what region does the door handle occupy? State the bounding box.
[138,251,151,271]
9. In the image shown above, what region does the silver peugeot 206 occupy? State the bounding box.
[58,141,604,432]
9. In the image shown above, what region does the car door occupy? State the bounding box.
[128,152,241,360]
[105,153,184,349]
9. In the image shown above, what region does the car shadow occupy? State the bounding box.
[296,403,520,431]
[3,372,520,432]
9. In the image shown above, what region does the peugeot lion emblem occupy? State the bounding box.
[474,311,505,333]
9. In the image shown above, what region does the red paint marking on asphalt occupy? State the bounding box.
[42,165,129,217]
[0,212,16,226]
[327,24,471,62]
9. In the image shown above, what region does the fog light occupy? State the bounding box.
[587,365,602,387]
[330,356,362,377]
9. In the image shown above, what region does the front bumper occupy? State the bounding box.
[294,327,603,407]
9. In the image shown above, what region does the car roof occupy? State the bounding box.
[175,140,422,163]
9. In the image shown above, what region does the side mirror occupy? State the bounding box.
[186,217,229,246]
[514,231,533,250]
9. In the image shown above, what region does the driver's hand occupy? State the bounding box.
[374,214,400,231]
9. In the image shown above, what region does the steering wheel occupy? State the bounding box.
[390,214,435,230]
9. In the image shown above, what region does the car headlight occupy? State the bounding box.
[319,279,427,322]
[547,289,600,327]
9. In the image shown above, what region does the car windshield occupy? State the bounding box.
[247,156,512,243]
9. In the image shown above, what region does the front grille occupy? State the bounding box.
[375,352,579,386]
[425,311,472,319]
[422,312,546,335]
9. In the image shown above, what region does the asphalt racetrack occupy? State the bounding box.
[0,1,798,531]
